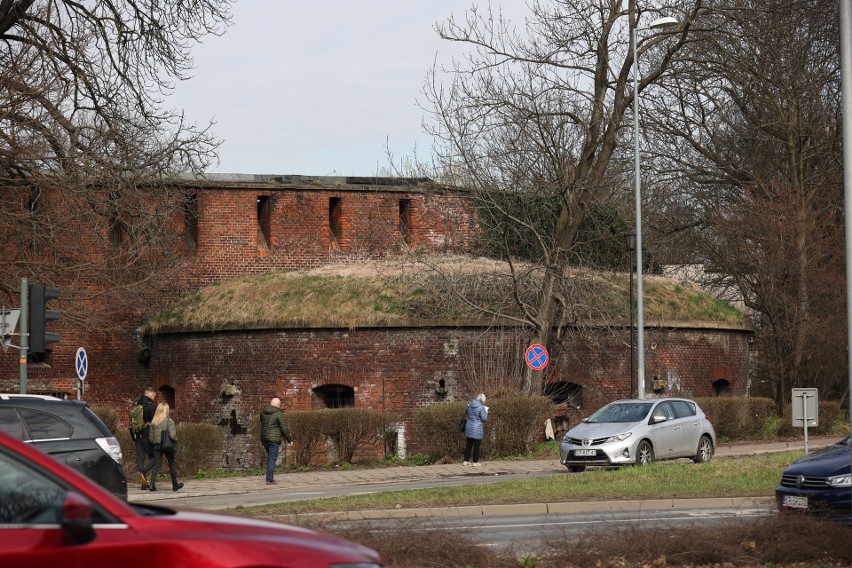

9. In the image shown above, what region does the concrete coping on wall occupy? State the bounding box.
[170,172,460,194]
[144,317,753,336]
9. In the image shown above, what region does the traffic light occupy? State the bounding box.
[29,284,61,354]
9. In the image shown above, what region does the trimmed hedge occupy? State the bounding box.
[695,397,846,441]
[694,397,776,440]
[91,405,226,482]
[412,395,552,461]
[248,407,398,468]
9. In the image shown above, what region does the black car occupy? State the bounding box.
[776,436,852,521]
[0,394,127,500]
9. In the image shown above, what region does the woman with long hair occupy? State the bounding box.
[147,402,183,491]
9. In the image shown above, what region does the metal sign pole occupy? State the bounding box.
[842,0,852,523]
[19,278,28,394]
[802,391,809,454]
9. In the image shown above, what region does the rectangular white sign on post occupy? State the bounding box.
[792,388,818,454]
[0,308,20,353]
[792,388,819,427]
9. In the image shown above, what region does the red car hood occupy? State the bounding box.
[127,507,383,565]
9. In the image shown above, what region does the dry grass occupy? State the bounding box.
[145,254,748,333]
[316,513,852,567]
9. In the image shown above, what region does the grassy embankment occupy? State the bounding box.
[232,451,795,517]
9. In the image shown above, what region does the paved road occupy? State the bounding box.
[128,436,842,518]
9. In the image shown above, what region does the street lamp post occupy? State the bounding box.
[624,232,636,399]
[632,16,678,400]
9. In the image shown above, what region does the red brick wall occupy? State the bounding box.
[183,176,477,286]
[0,175,477,408]
[143,322,750,468]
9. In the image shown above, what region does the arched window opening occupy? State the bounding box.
[312,384,354,409]
[542,381,583,409]
[712,379,731,396]
[158,385,176,411]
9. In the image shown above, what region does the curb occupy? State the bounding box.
[268,496,777,523]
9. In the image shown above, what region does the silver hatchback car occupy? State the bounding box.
[559,398,715,472]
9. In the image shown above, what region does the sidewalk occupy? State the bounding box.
[128,436,844,518]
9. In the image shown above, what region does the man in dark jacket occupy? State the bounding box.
[259,397,293,485]
[132,388,158,489]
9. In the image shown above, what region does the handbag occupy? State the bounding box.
[458,416,467,433]
[160,428,176,454]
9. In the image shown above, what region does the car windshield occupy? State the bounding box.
[587,402,653,424]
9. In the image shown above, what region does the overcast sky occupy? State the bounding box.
[168,2,520,177]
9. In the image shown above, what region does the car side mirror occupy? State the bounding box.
[652,415,667,424]
[61,491,96,546]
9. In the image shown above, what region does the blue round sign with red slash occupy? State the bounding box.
[525,344,549,370]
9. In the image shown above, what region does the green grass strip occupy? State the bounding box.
[233,452,797,516]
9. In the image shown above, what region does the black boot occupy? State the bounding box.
[149,484,157,491]
[173,482,184,492]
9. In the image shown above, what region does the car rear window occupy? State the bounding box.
[19,409,73,440]
[0,408,24,439]
[671,400,696,418]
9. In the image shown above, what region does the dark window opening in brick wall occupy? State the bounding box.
[313,384,354,409]
[257,195,271,248]
[543,381,583,408]
[183,192,198,247]
[158,385,176,411]
[329,197,342,249]
[712,379,731,396]
[399,199,412,247]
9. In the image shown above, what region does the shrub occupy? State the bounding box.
[694,396,775,441]
[173,422,225,478]
[774,399,844,438]
[411,395,553,461]
[117,422,225,481]
[327,407,396,463]
[286,410,333,467]
[486,394,552,458]
[91,405,120,435]
[412,402,469,461]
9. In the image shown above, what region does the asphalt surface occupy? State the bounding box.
[128,436,844,520]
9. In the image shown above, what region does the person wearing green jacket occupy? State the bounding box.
[260,397,293,485]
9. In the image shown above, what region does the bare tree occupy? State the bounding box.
[0,1,232,328]
[646,0,845,409]
[421,0,702,394]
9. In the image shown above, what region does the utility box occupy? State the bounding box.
[792,388,818,427]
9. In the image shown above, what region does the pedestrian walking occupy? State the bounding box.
[463,393,489,467]
[129,387,157,489]
[260,397,293,485]
[147,402,183,492]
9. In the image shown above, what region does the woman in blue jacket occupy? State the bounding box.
[463,393,489,467]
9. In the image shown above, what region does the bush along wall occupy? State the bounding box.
[694,397,847,441]
[412,395,553,462]
[247,407,399,469]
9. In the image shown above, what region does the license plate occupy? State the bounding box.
[574,449,597,457]
[782,495,808,509]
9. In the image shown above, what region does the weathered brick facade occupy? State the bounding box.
[143,321,750,466]
[0,173,752,469]
[180,175,476,285]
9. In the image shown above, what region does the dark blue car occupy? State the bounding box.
[776,437,852,521]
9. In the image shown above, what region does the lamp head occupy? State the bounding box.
[648,16,678,29]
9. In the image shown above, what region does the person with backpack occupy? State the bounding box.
[130,387,157,490]
[147,401,183,492]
